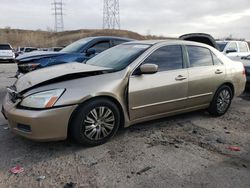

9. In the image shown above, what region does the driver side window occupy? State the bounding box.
[91,41,110,54]
[142,45,183,72]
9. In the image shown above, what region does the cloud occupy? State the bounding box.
[204,9,250,24]
[0,0,250,40]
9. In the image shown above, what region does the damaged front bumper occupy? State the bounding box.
[2,93,78,141]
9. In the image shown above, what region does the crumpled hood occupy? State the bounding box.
[16,51,67,62]
[14,63,111,93]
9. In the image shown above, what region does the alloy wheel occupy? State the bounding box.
[216,89,231,113]
[83,106,115,141]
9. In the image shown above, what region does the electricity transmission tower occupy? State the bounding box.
[103,0,120,29]
[52,0,64,32]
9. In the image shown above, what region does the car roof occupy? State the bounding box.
[82,36,134,41]
[217,40,247,43]
[0,43,11,46]
[125,39,215,48]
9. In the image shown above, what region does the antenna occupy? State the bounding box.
[103,0,120,29]
[52,0,64,32]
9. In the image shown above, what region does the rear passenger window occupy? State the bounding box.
[143,45,183,71]
[212,53,223,65]
[187,46,213,67]
[239,42,248,52]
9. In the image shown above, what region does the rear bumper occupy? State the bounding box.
[2,95,78,141]
[0,57,15,62]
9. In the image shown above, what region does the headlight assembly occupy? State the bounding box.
[20,89,65,109]
[18,63,40,72]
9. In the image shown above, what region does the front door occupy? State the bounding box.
[128,45,189,121]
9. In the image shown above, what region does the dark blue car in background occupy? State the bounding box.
[16,36,133,74]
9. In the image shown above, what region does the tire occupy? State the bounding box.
[70,98,121,146]
[208,85,233,116]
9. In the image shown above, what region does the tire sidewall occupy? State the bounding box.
[71,99,121,146]
[209,85,233,116]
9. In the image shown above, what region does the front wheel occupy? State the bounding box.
[70,99,121,146]
[208,85,233,116]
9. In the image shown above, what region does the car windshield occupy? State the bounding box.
[61,38,93,53]
[216,42,228,52]
[0,44,11,50]
[86,44,151,71]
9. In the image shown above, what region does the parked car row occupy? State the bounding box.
[3,34,250,87]
[216,40,250,59]
[16,36,132,74]
[1,33,247,146]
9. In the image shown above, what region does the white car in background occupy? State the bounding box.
[17,47,38,55]
[0,44,15,63]
[216,40,250,61]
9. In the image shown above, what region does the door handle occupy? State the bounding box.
[175,75,187,81]
[215,69,223,74]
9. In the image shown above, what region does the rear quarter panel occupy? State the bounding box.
[213,49,246,97]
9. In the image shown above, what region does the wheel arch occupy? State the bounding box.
[221,82,235,98]
[68,96,125,137]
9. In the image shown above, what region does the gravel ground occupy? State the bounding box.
[0,64,250,188]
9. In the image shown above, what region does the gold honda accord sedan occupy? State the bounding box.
[2,40,246,146]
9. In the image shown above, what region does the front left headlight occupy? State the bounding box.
[20,89,65,109]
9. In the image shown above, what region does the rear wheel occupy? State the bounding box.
[70,98,121,146]
[208,85,233,116]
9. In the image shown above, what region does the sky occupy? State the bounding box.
[0,0,250,40]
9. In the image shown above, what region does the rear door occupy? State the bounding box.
[128,45,189,120]
[185,45,226,107]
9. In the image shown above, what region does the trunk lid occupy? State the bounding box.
[179,33,220,50]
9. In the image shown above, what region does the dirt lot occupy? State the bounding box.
[0,64,250,188]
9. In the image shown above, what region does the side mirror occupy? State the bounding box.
[139,64,158,74]
[226,49,237,54]
[86,48,96,56]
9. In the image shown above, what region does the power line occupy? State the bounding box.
[103,0,120,30]
[52,0,64,32]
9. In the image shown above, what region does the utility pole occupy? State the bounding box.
[52,0,64,32]
[103,0,120,30]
